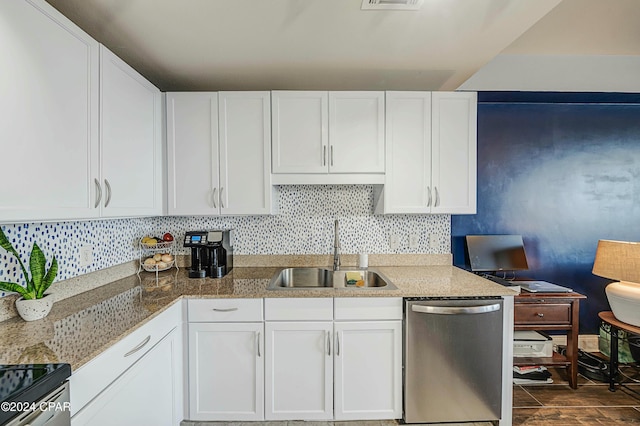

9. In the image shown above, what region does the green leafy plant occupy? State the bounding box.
[0,227,58,300]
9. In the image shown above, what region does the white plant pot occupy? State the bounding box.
[15,294,54,322]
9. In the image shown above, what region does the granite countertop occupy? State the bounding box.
[0,262,515,371]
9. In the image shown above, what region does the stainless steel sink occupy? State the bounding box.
[267,267,397,290]
[269,267,334,289]
[332,269,395,289]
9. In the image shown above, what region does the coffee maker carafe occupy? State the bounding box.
[184,230,234,278]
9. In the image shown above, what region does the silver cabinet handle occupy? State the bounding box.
[412,304,501,315]
[220,187,225,208]
[256,331,261,357]
[124,335,151,357]
[426,186,432,207]
[323,145,327,166]
[212,188,217,209]
[212,307,238,312]
[330,145,334,166]
[104,179,112,208]
[94,178,102,208]
[336,331,340,356]
[326,331,331,356]
[537,313,544,318]
[434,186,439,207]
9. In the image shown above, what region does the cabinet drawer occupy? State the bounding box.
[188,298,263,322]
[334,297,402,320]
[265,298,333,321]
[514,303,571,325]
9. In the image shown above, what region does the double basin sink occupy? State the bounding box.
[268,267,397,291]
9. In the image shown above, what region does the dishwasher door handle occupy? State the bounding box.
[411,303,501,315]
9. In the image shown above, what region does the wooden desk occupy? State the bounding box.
[514,291,586,389]
[598,311,640,391]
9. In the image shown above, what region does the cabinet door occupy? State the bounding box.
[71,328,182,426]
[329,92,385,174]
[265,321,333,420]
[431,91,477,214]
[383,91,432,213]
[100,45,163,217]
[188,322,264,421]
[166,92,220,215]
[271,91,328,174]
[219,92,272,215]
[334,321,402,420]
[0,0,100,223]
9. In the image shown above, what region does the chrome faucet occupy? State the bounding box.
[333,219,341,271]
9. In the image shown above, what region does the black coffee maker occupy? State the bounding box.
[183,230,234,278]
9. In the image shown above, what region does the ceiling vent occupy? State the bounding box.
[361,0,424,11]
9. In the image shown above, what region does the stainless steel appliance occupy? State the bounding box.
[404,298,503,423]
[0,363,71,426]
[184,230,233,278]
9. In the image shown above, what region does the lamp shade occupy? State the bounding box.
[592,240,640,283]
[593,239,640,327]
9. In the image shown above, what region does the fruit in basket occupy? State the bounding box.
[162,233,174,242]
[143,257,156,266]
[157,261,168,269]
[153,253,163,262]
[161,254,174,263]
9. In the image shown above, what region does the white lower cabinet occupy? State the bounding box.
[265,321,334,420]
[71,327,182,425]
[188,322,264,421]
[263,297,402,421]
[186,298,265,421]
[334,321,402,420]
[70,301,183,425]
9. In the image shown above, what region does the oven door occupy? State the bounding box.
[6,382,70,426]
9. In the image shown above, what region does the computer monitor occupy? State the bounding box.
[465,235,529,272]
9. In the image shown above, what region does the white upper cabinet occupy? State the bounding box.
[166,91,272,216]
[271,91,328,174]
[431,91,477,214]
[383,92,433,214]
[329,92,385,174]
[379,91,477,214]
[0,0,100,223]
[166,92,220,215]
[218,92,272,215]
[0,0,163,223]
[271,91,385,184]
[99,46,163,217]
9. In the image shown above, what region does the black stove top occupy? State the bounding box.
[0,363,71,424]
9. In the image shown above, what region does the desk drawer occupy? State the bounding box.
[515,303,571,325]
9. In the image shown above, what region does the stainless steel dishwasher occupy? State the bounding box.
[404,298,503,424]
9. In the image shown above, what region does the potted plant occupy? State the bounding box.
[0,227,58,321]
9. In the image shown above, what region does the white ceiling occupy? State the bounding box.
[44,0,640,92]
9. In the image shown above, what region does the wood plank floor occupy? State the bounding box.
[513,365,640,425]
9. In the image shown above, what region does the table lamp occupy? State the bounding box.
[592,239,640,327]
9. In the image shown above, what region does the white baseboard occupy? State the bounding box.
[550,334,600,352]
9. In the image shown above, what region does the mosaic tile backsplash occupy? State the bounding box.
[0,185,450,295]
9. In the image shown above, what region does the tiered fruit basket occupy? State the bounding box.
[137,234,178,279]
